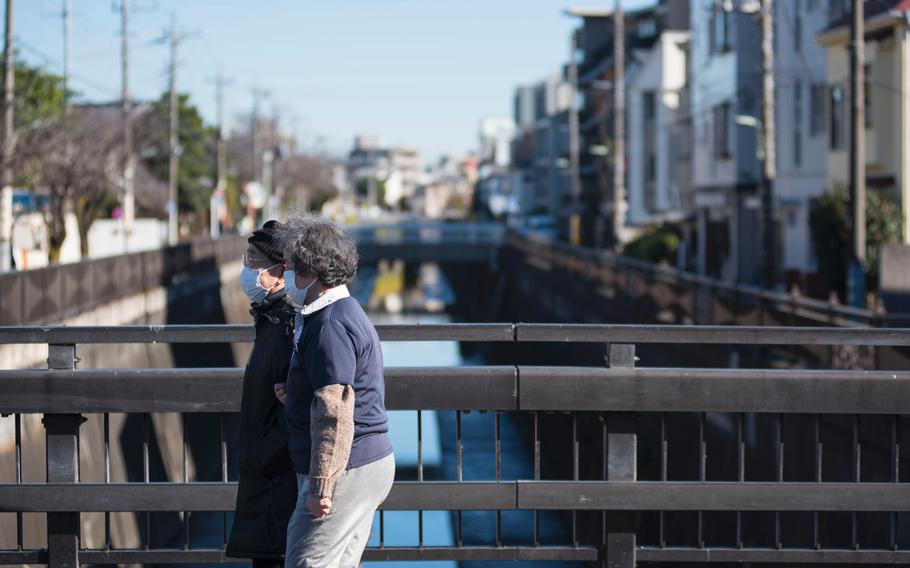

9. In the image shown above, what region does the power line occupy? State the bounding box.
[14,38,121,99]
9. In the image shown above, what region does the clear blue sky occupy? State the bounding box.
[15,0,652,164]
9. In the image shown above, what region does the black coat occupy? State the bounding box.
[226,291,298,560]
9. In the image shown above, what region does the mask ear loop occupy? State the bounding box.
[258,263,285,293]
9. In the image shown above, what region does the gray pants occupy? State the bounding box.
[285,454,395,568]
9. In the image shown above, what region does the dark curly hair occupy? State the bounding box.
[287,219,358,287]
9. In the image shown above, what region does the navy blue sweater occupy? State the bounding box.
[285,296,393,474]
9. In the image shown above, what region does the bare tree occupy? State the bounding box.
[16,107,119,260]
[276,152,338,213]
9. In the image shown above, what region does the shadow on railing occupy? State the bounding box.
[0,323,908,565]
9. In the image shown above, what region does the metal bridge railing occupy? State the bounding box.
[0,235,247,326]
[0,324,908,566]
[507,232,909,328]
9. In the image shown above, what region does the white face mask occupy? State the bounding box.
[284,270,318,307]
[241,264,281,304]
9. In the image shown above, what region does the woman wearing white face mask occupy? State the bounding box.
[227,220,298,568]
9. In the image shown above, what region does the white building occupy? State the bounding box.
[774,0,830,276]
[509,74,571,220]
[627,30,691,227]
[347,136,422,209]
[479,117,515,169]
[690,0,763,283]
[390,146,422,201]
[818,1,910,245]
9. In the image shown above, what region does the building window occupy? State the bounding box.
[794,9,802,52]
[713,102,732,159]
[864,63,873,129]
[829,84,845,150]
[646,152,657,183]
[643,91,656,121]
[709,5,730,55]
[810,83,825,136]
[828,0,847,23]
[637,18,657,38]
[794,82,803,167]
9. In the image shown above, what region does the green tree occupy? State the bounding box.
[11,60,69,131]
[141,93,215,233]
[623,225,681,265]
[809,185,903,301]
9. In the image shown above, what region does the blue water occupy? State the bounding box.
[365,313,580,568]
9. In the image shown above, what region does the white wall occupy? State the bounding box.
[629,32,689,227]
[690,0,737,192]
[88,219,167,258]
[774,0,831,271]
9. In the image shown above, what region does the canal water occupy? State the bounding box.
[364,312,580,568]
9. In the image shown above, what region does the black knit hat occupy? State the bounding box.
[247,220,285,264]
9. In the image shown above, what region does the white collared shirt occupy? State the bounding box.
[302,284,350,316]
[294,284,351,343]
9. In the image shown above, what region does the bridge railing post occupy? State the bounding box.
[604,343,637,568]
[44,343,83,568]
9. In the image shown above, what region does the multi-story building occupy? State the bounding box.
[507,76,571,221]
[626,29,691,228]
[347,136,422,210]
[817,0,910,244]
[390,146,422,203]
[479,117,515,170]
[531,74,572,220]
[689,0,763,283]
[570,0,689,247]
[774,0,831,281]
[477,117,517,219]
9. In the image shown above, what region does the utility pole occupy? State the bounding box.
[211,68,230,238]
[250,86,266,185]
[62,0,71,104]
[262,148,274,220]
[262,102,280,221]
[567,29,581,246]
[120,0,135,253]
[215,70,228,199]
[611,0,625,248]
[166,13,183,246]
[760,0,776,287]
[848,0,866,307]
[0,0,14,272]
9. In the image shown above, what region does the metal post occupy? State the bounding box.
[0,0,14,272]
[611,2,626,248]
[166,13,179,246]
[62,0,71,105]
[262,149,273,220]
[848,0,866,307]
[120,0,134,253]
[45,343,82,568]
[760,0,777,287]
[568,29,582,245]
[604,343,636,568]
[250,86,265,185]
[212,68,228,238]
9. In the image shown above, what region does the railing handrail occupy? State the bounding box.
[0,322,908,346]
[0,329,906,566]
[3,365,907,415]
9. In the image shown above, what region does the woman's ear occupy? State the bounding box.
[269,264,286,278]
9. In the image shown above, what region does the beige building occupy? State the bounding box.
[817,1,910,242]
